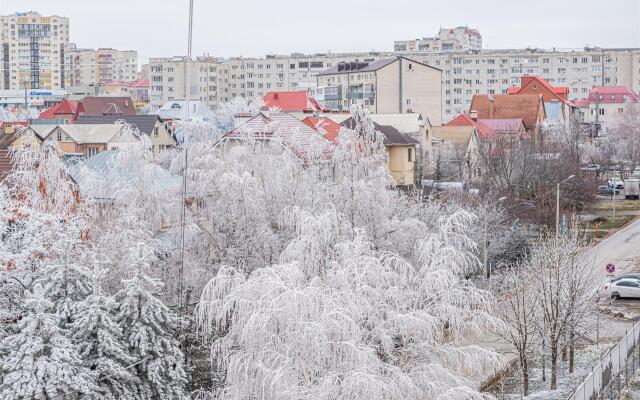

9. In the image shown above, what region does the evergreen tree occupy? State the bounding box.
[71,267,139,400]
[0,284,96,399]
[40,251,94,328]
[115,257,187,400]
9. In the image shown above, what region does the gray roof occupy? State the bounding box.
[341,117,419,146]
[75,115,161,136]
[68,150,182,200]
[318,56,441,76]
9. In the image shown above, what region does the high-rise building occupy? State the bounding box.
[0,11,70,90]
[67,45,138,87]
[394,26,482,52]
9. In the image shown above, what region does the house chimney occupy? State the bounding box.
[274,93,279,100]
[470,110,478,121]
[488,95,495,119]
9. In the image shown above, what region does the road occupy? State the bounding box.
[589,217,640,341]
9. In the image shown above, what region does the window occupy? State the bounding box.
[408,148,413,162]
[88,147,98,157]
[599,108,605,116]
[153,127,159,136]
[57,130,62,141]
[310,61,323,68]
[298,62,309,68]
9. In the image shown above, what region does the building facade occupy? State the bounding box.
[141,47,640,124]
[0,12,69,90]
[316,57,443,126]
[67,45,138,88]
[394,26,482,52]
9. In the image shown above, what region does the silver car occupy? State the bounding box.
[605,277,640,300]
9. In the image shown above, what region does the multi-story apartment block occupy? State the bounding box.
[316,56,443,126]
[67,45,137,87]
[141,46,640,124]
[0,11,69,90]
[394,26,482,52]
[146,56,221,110]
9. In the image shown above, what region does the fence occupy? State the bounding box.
[568,321,640,400]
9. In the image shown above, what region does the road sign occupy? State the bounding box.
[606,263,616,274]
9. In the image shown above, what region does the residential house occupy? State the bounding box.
[469,94,546,137]
[341,117,419,186]
[38,99,78,122]
[0,123,44,150]
[317,56,443,126]
[430,112,527,181]
[74,115,177,154]
[74,96,137,119]
[102,79,150,109]
[507,75,575,125]
[574,86,640,133]
[42,124,139,158]
[222,111,334,163]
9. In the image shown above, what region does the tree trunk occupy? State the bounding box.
[569,329,575,373]
[522,356,530,397]
[550,342,559,390]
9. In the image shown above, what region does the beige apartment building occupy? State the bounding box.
[67,45,138,87]
[394,26,482,52]
[145,56,223,110]
[0,12,70,90]
[142,46,640,123]
[316,57,443,126]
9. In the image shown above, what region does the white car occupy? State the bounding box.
[605,277,640,300]
[608,177,624,190]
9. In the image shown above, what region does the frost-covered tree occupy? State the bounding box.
[70,263,139,400]
[0,284,96,399]
[114,244,187,400]
[197,207,502,400]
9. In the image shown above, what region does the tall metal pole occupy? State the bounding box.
[483,212,488,278]
[556,182,561,240]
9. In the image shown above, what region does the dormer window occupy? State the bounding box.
[171,103,181,109]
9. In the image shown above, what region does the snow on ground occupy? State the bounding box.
[488,341,616,399]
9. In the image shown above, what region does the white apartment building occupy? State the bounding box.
[142,47,640,123]
[394,26,482,52]
[0,12,70,90]
[67,45,138,87]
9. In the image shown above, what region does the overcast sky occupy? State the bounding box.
[2,0,639,64]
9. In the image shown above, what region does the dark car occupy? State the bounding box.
[597,185,620,195]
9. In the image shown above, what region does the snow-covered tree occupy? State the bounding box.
[114,244,187,400]
[70,262,139,399]
[197,207,503,400]
[0,284,96,399]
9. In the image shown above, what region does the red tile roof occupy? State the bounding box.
[470,94,545,131]
[509,75,569,102]
[587,86,640,104]
[446,113,495,140]
[75,96,137,119]
[0,150,13,182]
[39,99,78,119]
[263,91,326,113]
[302,116,342,143]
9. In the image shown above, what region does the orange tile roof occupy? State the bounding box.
[445,113,495,140]
[470,94,544,131]
[302,116,342,143]
[263,91,326,113]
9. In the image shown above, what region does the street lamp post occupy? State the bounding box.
[556,175,576,239]
[484,196,507,279]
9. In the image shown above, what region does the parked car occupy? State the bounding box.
[611,273,640,282]
[605,277,640,299]
[597,185,620,195]
[581,164,601,172]
[624,177,640,199]
[608,177,624,189]
[606,165,622,172]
